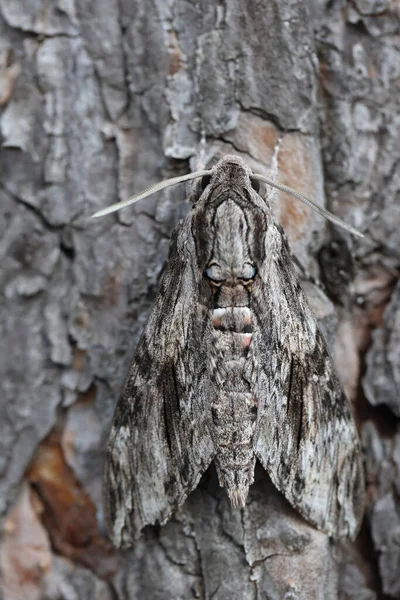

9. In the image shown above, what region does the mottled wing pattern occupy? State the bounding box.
[252,221,365,539]
[103,220,216,547]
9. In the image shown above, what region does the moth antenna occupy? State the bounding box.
[91,170,212,218]
[252,175,364,239]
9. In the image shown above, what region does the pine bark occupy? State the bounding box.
[0,1,399,598]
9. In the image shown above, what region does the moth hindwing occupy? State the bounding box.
[102,155,365,547]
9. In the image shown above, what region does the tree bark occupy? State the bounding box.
[0,0,399,598]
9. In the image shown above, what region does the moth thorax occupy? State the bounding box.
[215,284,251,308]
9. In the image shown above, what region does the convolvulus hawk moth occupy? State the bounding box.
[92,155,365,547]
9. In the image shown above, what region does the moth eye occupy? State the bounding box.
[238,264,257,282]
[201,174,212,190]
[251,178,260,193]
[203,266,225,285]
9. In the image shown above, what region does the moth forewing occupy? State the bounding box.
[251,217,364,539]
[103,215,217,547]
[101,154,365,546]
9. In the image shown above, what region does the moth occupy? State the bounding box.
[92,155,365,548]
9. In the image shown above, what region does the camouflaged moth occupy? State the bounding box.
[93,155,365,548]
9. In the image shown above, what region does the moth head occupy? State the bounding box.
[189,155,255,205]
[209,154,252,187]
[195,155,263,202]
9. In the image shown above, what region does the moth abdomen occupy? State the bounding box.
[207,278,258,507]
[211,306,252,332]
[216,439,257,508]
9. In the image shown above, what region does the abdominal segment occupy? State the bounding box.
[209,297,258,507]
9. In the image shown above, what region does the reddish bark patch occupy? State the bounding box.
[72,347,86,372]
[249,119,280,154]
[224,114,280,163]
[26,432,117,580]
[168,30,185,75]
[0,49,21,106]
[76,383,97,405]
[275,134,314,240]
[1,484,51,600]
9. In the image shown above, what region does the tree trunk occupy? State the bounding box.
[0,0,399,598]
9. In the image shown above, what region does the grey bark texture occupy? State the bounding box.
[0,0,398,599]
